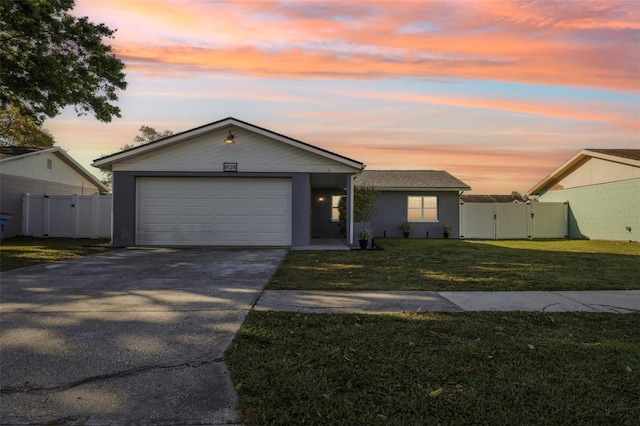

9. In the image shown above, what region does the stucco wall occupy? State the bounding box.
[310,189,344,239]
[0,175,96,238]
[539,178,639,241]
[111,171,312,247]
[367,191,461,238]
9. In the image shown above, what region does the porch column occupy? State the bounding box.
[347,173,355,246]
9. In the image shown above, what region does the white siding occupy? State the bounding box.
[555,158,640,190]
[1,152,101,192]
[114,128,357,173]
[136,177,292,246]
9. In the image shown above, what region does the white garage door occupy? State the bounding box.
[136,177,292,246]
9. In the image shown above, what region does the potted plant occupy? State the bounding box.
[358,227,372,249]
[443,224,452,239]
[401,221,411,238]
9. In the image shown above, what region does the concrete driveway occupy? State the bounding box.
[0,247,287,425]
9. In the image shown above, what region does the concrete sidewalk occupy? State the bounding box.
[254,290,640,314]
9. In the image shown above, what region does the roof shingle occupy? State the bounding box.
[355,170,470,190]
[585,149,640,161]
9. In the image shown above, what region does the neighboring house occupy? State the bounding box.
[528,149,640,241]
[460,194,526,203]
[93,117,364,247]
[354,170,471,239]
[0,146,109,238]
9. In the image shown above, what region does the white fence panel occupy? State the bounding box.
[531,202,568,238]
[496,203,529,239]
[48,195,74,237]
[460,202,567,239]
[22,193,112,239]
[459,203,495,239]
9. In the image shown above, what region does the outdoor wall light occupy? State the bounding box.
[317,196,325,202]
[224,130,235,144]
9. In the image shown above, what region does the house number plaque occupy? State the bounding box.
[223,162,238,172]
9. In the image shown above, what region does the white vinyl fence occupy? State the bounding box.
[460,202,568,239]
[22,193,112,238]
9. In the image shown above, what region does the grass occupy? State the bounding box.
[267,239,640,291]
[225,311,640,425]
[0,236,113,271]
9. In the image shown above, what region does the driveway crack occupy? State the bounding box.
[0,358,220,395]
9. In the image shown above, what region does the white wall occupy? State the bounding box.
[1,151,102,191]
[112,127,359,173]
[554,158,640,190]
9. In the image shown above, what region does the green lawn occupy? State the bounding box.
[267,239,640,291]
[225,311,640,425]
[0,237,113,271]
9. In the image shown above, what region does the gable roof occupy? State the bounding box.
[0,146,46,159]
[460,194,526,203]
[528,148,640,195]
[355,170,470,191]
[0,146,109,193]
[93,117,364,171]
[585,149,640,161]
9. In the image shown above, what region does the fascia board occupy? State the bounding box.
[583,150,640,167]
[528,150,587,195]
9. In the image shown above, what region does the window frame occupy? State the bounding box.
[331,195,344,222]
[407,195,438,222]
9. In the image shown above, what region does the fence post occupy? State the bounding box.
[459,201,465,239]
[526,201,533,239]
[493,203,497,240]
[91,194,100,239]
[42,194,50,237]
[71,194,79,238]
[22,193,30,236]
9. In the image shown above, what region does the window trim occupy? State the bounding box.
[331,195,344,222]
[407,195,438,222]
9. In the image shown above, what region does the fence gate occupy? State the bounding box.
[460,202,568,239]
[22,193,112,238]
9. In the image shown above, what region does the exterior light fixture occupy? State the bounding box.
[318,196,325,202]
[224,130,235,144]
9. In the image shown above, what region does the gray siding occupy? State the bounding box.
[112,171,313,247]
[368,191,461,238]
[0,175,96,238]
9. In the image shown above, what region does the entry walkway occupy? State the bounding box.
[254,290,640,314]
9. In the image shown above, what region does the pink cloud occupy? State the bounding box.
[74,0,639,91]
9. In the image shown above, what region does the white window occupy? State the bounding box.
[331,195,344,222]
[407,196,438,221]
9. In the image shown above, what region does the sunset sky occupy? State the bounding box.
[46,0,639,194]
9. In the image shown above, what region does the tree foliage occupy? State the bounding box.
[133,125,174,145]
[100,125,174,188]
[338,185,379,235]
[0,0,127,124]
[0,107,55,147]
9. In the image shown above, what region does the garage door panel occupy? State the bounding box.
[136,177,291,246]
